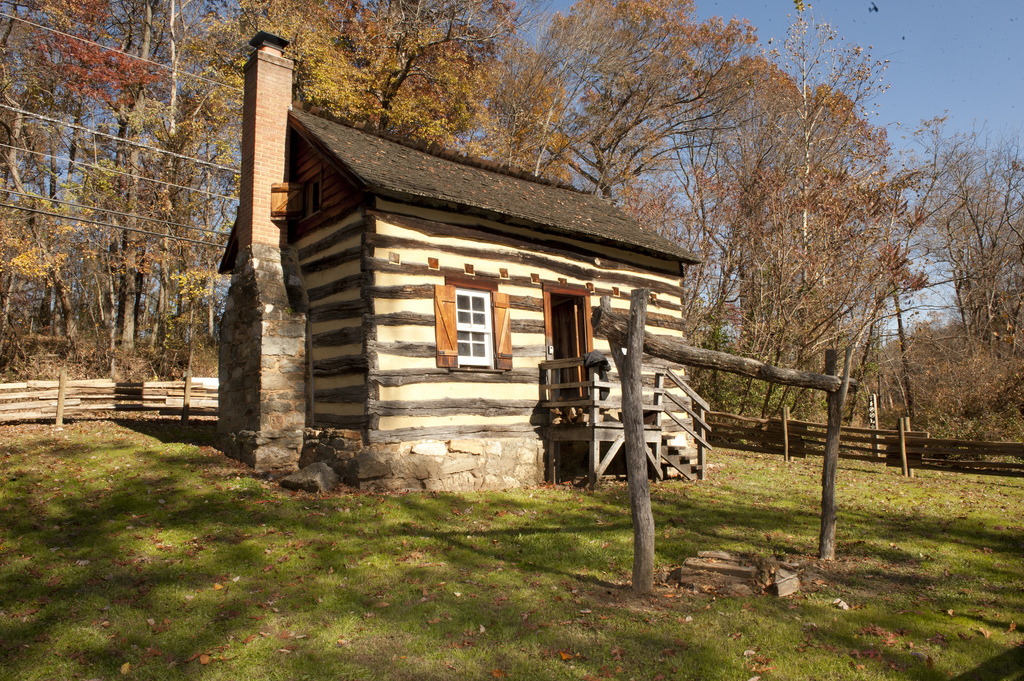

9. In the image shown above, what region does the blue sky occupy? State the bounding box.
[544,0,1024,143]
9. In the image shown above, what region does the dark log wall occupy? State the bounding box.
[294,206,370,431]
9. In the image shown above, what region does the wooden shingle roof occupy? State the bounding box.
[289,107,701,266]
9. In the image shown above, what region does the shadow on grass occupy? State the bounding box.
[1,427,744,680]
[2,426,1022,680]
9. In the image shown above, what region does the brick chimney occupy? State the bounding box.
[218,32,309,472]
[237,31,292,250]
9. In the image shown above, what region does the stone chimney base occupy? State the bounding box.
[218,243,308,472]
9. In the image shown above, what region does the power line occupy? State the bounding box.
[0,104,239,174]
[0,142,234,200]
[5,189,228,236]
[0,201,226,249]
[0,10,242,92]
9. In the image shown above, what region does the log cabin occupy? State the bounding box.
[217,32,707,491]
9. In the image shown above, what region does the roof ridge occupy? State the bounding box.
[290,100,582,194]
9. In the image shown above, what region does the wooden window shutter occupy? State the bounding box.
[271,182,303,218]
[493,292,513,370]
[434,284,459,368]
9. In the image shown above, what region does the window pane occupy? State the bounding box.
[472,297,485,312]
[457,294,470,309]
[472,312,485,325]
[458,311,470,324]
[458,342,470,355]
[458,331,469,341]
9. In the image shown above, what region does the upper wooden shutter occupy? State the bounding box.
[270,182,303,218]
[434,284,459,368]
[493,292,513,370]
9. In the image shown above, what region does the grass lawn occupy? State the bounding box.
[1,419,1022,680]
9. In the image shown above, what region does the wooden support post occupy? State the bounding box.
[654,372,665,478]
[782,406,791,463]
[819,347,853,561]
[181,368,193,424]
[55,366,67,426]
[898,416,909,477]
[543,365,557,484]
[607,291,655,593]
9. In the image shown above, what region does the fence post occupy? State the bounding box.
[181,368,192,424]
[898,416,909,477]
[55,367,67,426]
[905,416,915,478]
[868,393,879,457]
[782,405,790,463]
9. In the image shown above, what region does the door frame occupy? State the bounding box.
[542,283,594,361]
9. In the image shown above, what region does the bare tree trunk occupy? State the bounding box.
[607,291,655,593]
[51,270,77,350]
[0,272,14,360]
[892,293,914,419]
[819,346,853,561]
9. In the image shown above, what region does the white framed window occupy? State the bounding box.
[456,289,493,366]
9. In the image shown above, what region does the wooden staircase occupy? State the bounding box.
[539,359,712,487]
[656,368,711,481]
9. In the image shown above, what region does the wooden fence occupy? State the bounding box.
[0,373,218,424]
[707,411,1024,478]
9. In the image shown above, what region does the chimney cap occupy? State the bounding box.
[249,31,290,52]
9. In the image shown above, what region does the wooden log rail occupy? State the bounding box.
[706,411,1024,478]
[592,300,858,394]
[0,376,219,423]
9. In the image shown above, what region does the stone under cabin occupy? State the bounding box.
[217,32,710,492]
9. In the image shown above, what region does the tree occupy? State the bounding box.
[222,0,518,146]
[481,0,755,196]
[656,15,912,418]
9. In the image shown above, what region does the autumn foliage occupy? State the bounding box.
[0,2,1020,438]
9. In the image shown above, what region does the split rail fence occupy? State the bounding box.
[0,373,218,424]
[707,410,1024,478]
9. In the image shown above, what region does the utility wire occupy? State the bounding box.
[0,142,235,200]
[0,201,226,249]
[0,10,242,91]
[0,104,239,174]
[5,189,228,236]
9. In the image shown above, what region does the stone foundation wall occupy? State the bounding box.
[297,430,545,492]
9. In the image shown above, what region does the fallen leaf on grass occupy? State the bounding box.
[979,628,991,639]
[120,662,130,674]
[559,650,574,660]
[199,654,210,665]
[1010,622,1017,632]
[491,670,507,678]
[213,584,223,591]
[610,646,624,660]
[910,652,934,668]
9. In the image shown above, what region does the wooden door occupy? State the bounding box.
[544,286,593,397]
